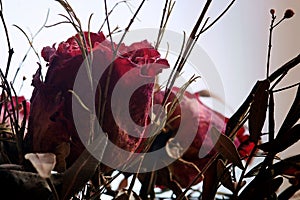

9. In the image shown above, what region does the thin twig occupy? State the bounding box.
[200,0,235,34]
[163,0,212,105]
[46,178,59,200]
[87,171,122,200]
[103,0,115,51]
[273,17,285,28]
[268,90,275,141]
[98,1,132,32]
[233,143,258,198]
[12,9,49,83]
[155,0,169,49]
[178,0,212,72]
[0,0,14,79]
[270,71,287,91]
[127,174,137,198]
[99,0,146,125]
[155,0,175,50]
[163,32,186,101]
[266,12,276,78]
[13,25,41,65]
[116,0,146,51]
[273,81,300,93]
[44,21,73,28]
[268,53,300,83]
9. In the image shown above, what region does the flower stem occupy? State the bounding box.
[266,14,276,78]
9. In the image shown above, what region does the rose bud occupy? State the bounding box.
[151,87,254,188]
[270,9,275,16]
[284,9,295,19]
[0,95,30,127]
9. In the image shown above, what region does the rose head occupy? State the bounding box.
[0,95,30,164]
[0,95,30,130]
[25,31,169,171]
[152,87,254,188]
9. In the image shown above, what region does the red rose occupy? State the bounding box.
[152,87,254,188]
[0,95,30,129]
[25,32,169,170]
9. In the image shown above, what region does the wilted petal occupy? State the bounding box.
[25,153,56,178]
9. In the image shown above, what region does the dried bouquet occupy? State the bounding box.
[0,0,299,200]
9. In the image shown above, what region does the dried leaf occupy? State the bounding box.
[272,155,300,177]
[61,135,107,200]
[168,158,202,188]
[211,127,244,169]
[0,169,62,200]
[276,85,300,139]
[217,160,235,192]
[165,138,184,159]
[197,90,211,97]
[53,142,70,172]
[258,177,283,199]
[118,177,128,190]
[115,190,141,200]
[278,184,300,200]
[244,163,263,178]
[146,166,187,199]
[248,80,270,142]
[259,124,300,153]
[225,81,258,136]
[239,177,283,200]
[115,193,131,200]
[0,164,23,170]
[202,160,218,200]
[25,153,56,178]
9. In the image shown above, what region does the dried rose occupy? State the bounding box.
[0,95,30,128]
[24,32,169,170]
[152,87,254,188]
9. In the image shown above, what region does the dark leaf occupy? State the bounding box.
[268,53,300,83]
[276,85,300,139]
[151,165,188,200]
[139,171,155,199]
[168,158,202,188]
[225,81,262,137]
[272,155,300,177]
[248,80,270,142]
[259,124,300,153]
[238,177,283,200]
[60,135,107,200]
[244,162,263,178]
[211,127,244,169]
[115,190,141,200]
[278,184,300,200]
[53,142,70,172]
[202,160,218,200]
[118,177,128,190]
[217,159,235,192]
[259,177,283,198]
[0,169,62,200]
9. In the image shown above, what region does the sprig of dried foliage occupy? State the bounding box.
[0,0,299,200]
